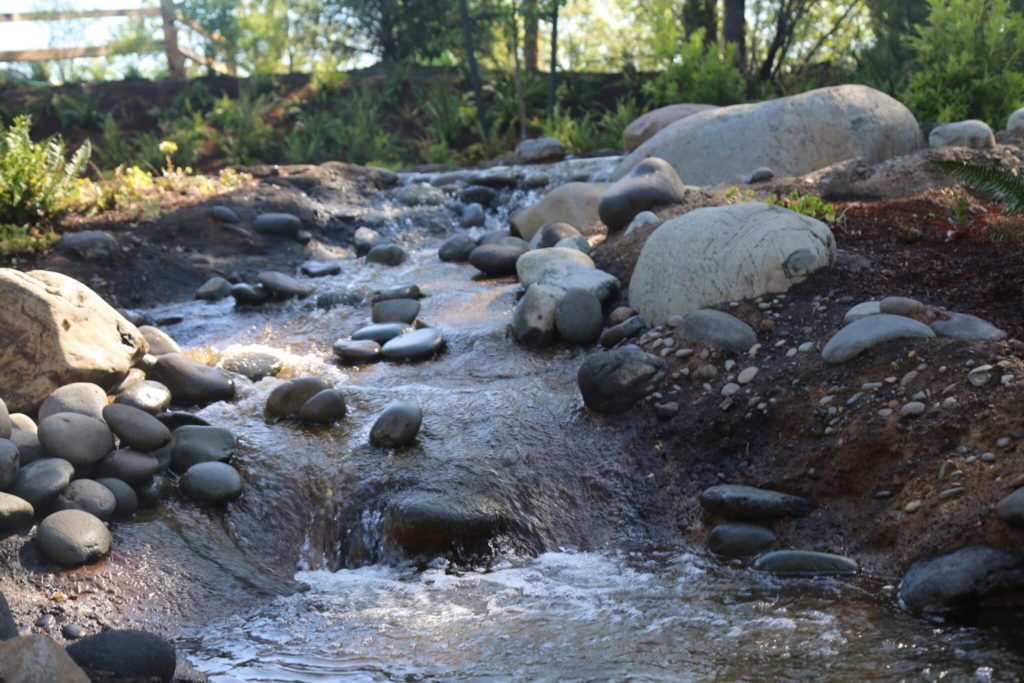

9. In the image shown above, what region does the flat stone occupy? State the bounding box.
[899,545,1024,614]
[578,347,667,414]
[102,403,171,452]
[180,461,243,504]
[439,234,477,262]
[265,377,333,419]
[752,550,859,576]
[371,285,421,303]
[537,261,620,304]
[195,276,232,300]
[516,247,595,287]
[138,325,180,355]
[209,205,240,223]
[155,411,210,431]
[169,425,237,472]
[599,315,646,347]
[97,448,161,484]
[369,400,423,448]
[843,300,880,323]
[930,312,1007,341]
[298,389,347,424]
[996,488,1024,530]
[94,477,139,519]
[366,244,407,266]
[699,484,814,520]
[57,231,118,260]
[252,212,301,236]
[231,283,272,305]
[0,634,89,682]
[38,413,114,466]
[822,314,935,364]
[53,479,116,521]
[469,244,527,276]
[514,136,567,164]
[300,260,342,277]
[37,509,111,566]
[352,323,414,343]
[372,298,420,324]
[219,349,283,381]
[878,296,925,318]
[258,271,314,298]
[555,288,604,346]
[115,380,172,414]
[38,383,108,423]
[333,339,382,363]
[381,328,445,362]
[151,353,235,405]
[679,309,757,353]
[394,184,446,206]
[0,492,33,531]
[708,522,775,557]
[66,629,176,683]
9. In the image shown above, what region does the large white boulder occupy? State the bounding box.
[613,85,923,186]
[628,203,835,324]
[928,120,996,149]
[0,269,148,413]
[623,103,719,151]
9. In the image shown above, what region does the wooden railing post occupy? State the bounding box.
[160,0,185,78]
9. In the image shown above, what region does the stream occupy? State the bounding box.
[115,158,1024,681]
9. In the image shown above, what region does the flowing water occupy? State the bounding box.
[117,158,1024,681]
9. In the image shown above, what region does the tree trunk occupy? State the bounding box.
[511,1,528,139]
[458,0,488,135]
[683,0,717,45]
[723,0,745,69]
[547,2,558,119]
[523,0,539,71]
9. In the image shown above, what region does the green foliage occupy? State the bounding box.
[642,30,746,107]
[0,116,91,231]
[903,0,1024,127]
[725,187,838,223]
[206,88,277,165]
[931,159,1024,216]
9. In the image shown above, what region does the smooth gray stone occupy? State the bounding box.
[431,170,470,186]
[708,522,776,557]
[741,166,775,184]
[537,261,620,304]
[38,413,114,466]
[371,285,421,303]
[598,157,687,231]
[555,288,603,345]
[9,457,73,510]
[679,309,757,353]
[0,593,14,640]
[752,550,859,576]
[554,235,590,254]
[0,492,33,531]
[0,398,9,440]
[170,426,237,472]
[115,380,172,414]
[370,400,422,448]
[527,222,582,250]
[138,325,180,355]
[523,172,550,189]
[37,509,110,566]
[97,449,161,484]
[299,260,341,277]
[473,171,518,189]
[0,439,17,490]
[899,545,1024,614]
[0,634,90,682]
[461,203,485,227]
[134,474,171,507]
[366,244,407,266]
[332,339,382,363]
[352,323,414,343]
[381,490,506,557]
[372,298,420,324]
[195,276,233,301]
[577,347,667,414]
[823,314,936,364]
[8,413,34,434]
[9,428,43,466]
[53,479,116,521]
[66,629,176,683]
[209,205,239,223]
[930,312,1007,341]
[231,283,272,305]
[102,403,171,452]
[252,212,300,235]
[354,226,385,256]
[439,233,477,262]
[477,229,513,245]
[180,461,243,504]
[56,231,118,260]
[155,411,210,431]
[843,300,880,323]
[599,315,646,347]
[469,244,527,276]
[38,383,107,422]
[265,377,333,419]
[997,488,1024,530]
[381,328,445,362]
[514,136,567,164]
[394,184,445,206]
[151,353,235,405]
[298,389,347,424]
[512,284,562,347]
[459,185,498,205]
[150,443,172,470]
[258,271,314,298]
[219,349,283,381]
[699,484,814,520]
[94,478,139,519]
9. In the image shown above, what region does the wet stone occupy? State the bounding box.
[366,244,407,266]
[371,284,421,303]
[708,522,776,557]
[0,439,16,490]
[381,328,446,362]
[555,288,603,346]
[352,323,414,344]
[370,400,423,448]
[219,349,283,381]
[94,478,139,519]
[38,383,108,423]
[699,484,814,520]
[578,347,667,414]
[151,353,235,405]
[138,325,180,355]
[102,403,171,452]
[37,510,111,566]
[258,271,314,298]
[354,226,385,255]
[231,283,272,306]
[461,203,485,227]
[899,545,1024,614]
[265,377,333,419]
[372,298,420,324]
[170,426,237,472]
[439,233,477,262]
[53,480,116,521]
[752,550,859,576]
[333,339,382,364]
[38,413,114,466]
[298,389,347,424]
[180,461,243,504]
[0,492,33,531]
[66,629,177,683]
[300,260,342,277]
[115,380,172,414]
[97,449,161,484]
[155,411,210,431]
[469,244,527,276]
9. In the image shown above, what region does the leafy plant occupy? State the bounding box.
[206,87,278,165]
[931,159,1024,216]
[642,29,746,107]
[725,187,838,223]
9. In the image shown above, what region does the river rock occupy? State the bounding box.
[195,276,233,301]
[372,298,420,324]
[38,382,108,422]
[679,309,757,353]
[9,413,34,434]
[352,322,414,343]
[231,283,272,305]
[822,314,935,364]
[599,315,646,347]
[150,353,235,405]
[514,137,567,164]
[298,389,347,424]
[219,348,283,380]
[555,288,603,345]
[598,157,688,231]
[527,223,582,251]
[469,243,527,276]
[578,347,667,414]
[209,205,239,223]
[115,380,172,414]
[258,271,314,298]
[512,284,562,347]
[439,234,477,262]
[613,85,922,185]
[843,300,880,323]
[555,235,590,254]
[381,328,445,362]
[138,325,180,355]
[510,182,608,242]
[928,119,996,150]
[53,479,116,521]
[102,403,171,452]
[0,634,90,682]
[372,285,421,303]
[169,426,236,473]
[473,170,519,189]
[478,230,514,245]
[537,261,620,304]
[0,439,17,489]
[460,185,498,206]
[354,226,385,255]
[629,203,835,325]
[65,629,176,683]
[0,593,13,640]
[135,474,171,507]
[9,458,73,508]
[1009,107,1024,133]
[516,248,594,287]
[332,339,382,363]
[878,295,925,319]
[899,545,1024,614]
[300,259,342,277]
[253,212,301,236]
[265,377,332,419]
[370,400,423,448]
[461,203,485,227]
[98,449,162,484]
[0,399,8,440]
[37,509,110,566]
[0,492,33,531]
[156,411,210,431]
[366,244,407,266]
[38,413,114,466]
[708,522,775,557]
[699,484,814,519]
[94,477,138,519]
[395,184,445,206]
[930,312,1007,341]
[625,210,659,235]
[752,550,859,576]
[996,488,1024,530]
[9,428,42,466]
[180,461,243,504]
[57,231,118,260]
[382,491,505,557]
[623,102,719,151]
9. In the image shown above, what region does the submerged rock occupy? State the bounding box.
[708,522,775,557]
[899,545,1024,614]
[578,347,667,414]
[180,461,243,504]
[65,629,176,683]
[369,400,423,448]
[752,550,859,576]
[699,484,814,520]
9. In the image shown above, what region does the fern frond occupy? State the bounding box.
[931,159,1024,215]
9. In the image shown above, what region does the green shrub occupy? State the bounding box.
[903,0,1024,127]
[206,87,277,165]
[642,30,746,107]
[0,115,91,230]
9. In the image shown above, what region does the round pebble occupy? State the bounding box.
[370,401,423,448]
[180,461,243,504]
[53,480,116,521]
[38,413,114,466]
[37,510,111,566]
